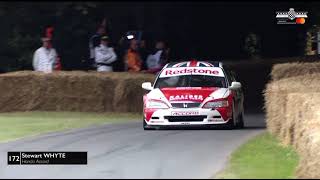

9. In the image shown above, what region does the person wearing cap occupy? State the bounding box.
[94,35,117,72]
[89,25,106,66]
[32,37,58,73]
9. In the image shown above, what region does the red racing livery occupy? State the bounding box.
[142,60,245,130]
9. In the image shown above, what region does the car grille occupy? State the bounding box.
[164,115,207,122]
[171,102,201,108]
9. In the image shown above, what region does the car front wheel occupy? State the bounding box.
[236,111,245,129]
[143,119,156,130]
[225,103,236,130]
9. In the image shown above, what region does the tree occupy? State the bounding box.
[0,2,105,72]
[304,25,320,56]
[243,32,261,59]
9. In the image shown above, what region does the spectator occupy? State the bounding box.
[139,39,149,70]
[32,37,58,73]
[94,35,117,72]
[146,40,169,73]
[112,36,127,71]
[54,56,62,70]
[89,25,107,67]
[124,39,142,72]
[45,26,62,71]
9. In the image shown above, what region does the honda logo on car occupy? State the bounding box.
[171,111,199,116]
[160,67,223,77]
[169,94,203,101]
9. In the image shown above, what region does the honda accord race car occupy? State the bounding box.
[141,60,244,130]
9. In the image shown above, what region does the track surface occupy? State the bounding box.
[0,114,265,179]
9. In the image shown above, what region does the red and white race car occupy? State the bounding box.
[142,60,245,130]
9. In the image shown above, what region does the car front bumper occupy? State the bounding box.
[144,107,231,126]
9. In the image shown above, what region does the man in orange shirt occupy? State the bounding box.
[124,39,142,72]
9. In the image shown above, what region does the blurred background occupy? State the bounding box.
[0,1,320,72]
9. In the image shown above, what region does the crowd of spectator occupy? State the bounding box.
[32,23,170,74]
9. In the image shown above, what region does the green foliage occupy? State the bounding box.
[0,2,113,72]
[0,111,140,142]
[7,28,40,70]
[304,31,314,55]
[304,25,320,55]
[214,132,299,179]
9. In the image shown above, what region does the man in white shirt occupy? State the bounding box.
[33,37,58,73]
[94,36,117,72]
[146,41,168,73]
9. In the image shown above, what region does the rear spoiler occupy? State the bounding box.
[164,61,223,68]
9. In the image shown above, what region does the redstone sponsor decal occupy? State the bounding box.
[171,111,199,116]
[169,94,203,101]
[159,67,223,77]
[164,68,219,76]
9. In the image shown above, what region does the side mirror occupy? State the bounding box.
[229,82,241,90]
[142,82,153,91]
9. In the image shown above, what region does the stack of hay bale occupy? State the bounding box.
[0,71,155,113]
[264,62,320,178]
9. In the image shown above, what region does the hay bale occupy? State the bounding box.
[112,73,154,112]
[264,72,320,178]
[285,93,320,179]
[271,62,320,81]
[295,122,320,178]
[0,71,155,113]
[264,75,320,144]
[0,74,35,111]
[286,93,320,150]
[264,82,287,138]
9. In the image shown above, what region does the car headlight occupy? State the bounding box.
[145,100,169,109]
[203,100,229,108]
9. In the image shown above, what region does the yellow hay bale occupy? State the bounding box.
[264,74,320,141]
[264,81,288,138]
[0,71,155,113]
[271,62,320,81]
[289,94,320,179]
[285,93,320,150]
[264,71,320,178]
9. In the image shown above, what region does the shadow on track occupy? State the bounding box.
[151,125,266,131]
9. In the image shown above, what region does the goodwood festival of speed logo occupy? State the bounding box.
[276,8,308,25]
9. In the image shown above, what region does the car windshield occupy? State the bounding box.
[154,75,227,88]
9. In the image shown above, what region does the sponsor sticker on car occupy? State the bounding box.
[169,95,203,101]
[171,111,199,116]
[159,67,224,78]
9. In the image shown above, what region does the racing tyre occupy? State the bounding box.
[225,103,236,130]
[236,111,245,129]
[225,118,235,130]
[143,120,156,130]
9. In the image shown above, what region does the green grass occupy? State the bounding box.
[214,132,299,179]
[0,111,141,143]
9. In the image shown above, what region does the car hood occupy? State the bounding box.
[149,87,229,103]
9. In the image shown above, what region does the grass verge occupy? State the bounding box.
[214,132,299,179]
[0,111,141,143]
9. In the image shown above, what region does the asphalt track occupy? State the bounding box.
[0,113,265,179]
